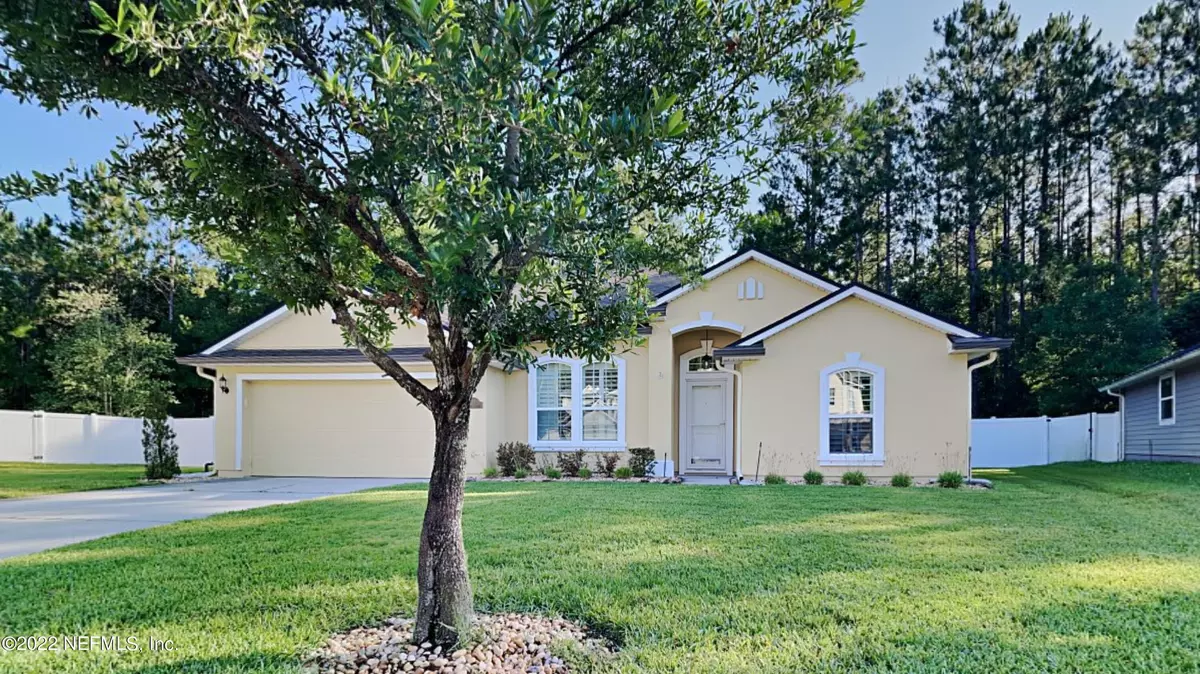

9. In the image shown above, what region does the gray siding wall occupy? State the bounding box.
[1123,361,1200,462]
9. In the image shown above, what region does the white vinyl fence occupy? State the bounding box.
[0,410,214,467]
[971,412,1120,469]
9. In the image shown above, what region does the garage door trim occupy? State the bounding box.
[234,371,436,471]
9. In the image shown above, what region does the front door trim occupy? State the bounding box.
[678,356,734,475]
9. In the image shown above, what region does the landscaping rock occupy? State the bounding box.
[306,613,611,674]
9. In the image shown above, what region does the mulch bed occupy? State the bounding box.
[306,613,612,674]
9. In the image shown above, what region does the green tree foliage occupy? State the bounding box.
[0,165,277,416]
[0,0,861,646]
[39,287,176,417]
[738,0,1199,416]
[1165,290,1200,347]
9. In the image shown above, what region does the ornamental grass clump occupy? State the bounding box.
[938,471,964,489]
[891,472,913,488]
[841,470,868,486]
[803,470,824,485]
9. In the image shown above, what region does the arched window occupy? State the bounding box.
[529,357,626,448]
[820,357,885,465]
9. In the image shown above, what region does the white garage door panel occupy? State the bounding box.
[248,380,434,477]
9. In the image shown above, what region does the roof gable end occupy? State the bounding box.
[728,283,981,348]
[652,249,840,306]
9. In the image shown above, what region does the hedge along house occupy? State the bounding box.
[1102,343,1200,463]
[179,249,1010,481]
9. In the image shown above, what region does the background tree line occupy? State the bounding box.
[0,165,275,417]
[738,0,1200,417]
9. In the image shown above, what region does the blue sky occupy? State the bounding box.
[0,0,1155,222]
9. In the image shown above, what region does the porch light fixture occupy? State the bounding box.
[697,330,719,371]
[218,376,229,395]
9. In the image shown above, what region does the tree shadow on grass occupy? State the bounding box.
[3,476,1200,673]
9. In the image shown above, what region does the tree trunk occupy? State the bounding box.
[413,409,474,647]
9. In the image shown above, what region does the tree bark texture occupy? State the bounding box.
[412,409,474,647]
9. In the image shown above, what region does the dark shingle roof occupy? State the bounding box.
[1103,342,1200,391]
[178,347,430,366]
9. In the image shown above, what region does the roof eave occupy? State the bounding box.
[1102,347,1200,392]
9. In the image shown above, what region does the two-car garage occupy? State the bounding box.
[245,378,438,478]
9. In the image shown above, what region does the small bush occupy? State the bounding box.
[513,468,530,479]
[557,449,587,477]
[543,466,562,479]
[496,442,535,477]
[890,472,912,488]
[764,473,787,485]
[937,471,964,489]
[627,447,656,477]
[577,467,593,479]
[482,466,500,479]
[841,470,867,486]
[614,466,634,479]
[802,470,824,485]
[594,452,621,477]
[142,416,180,480]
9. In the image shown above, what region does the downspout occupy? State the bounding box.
[1105,388,1125,462]
[718,361,744,481]
[966,352,999,479]
[194,366,218,384]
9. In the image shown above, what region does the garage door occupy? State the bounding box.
[246,380,435,477]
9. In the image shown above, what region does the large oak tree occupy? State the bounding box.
[0,0,859,645]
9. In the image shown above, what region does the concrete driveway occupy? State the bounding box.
[0,477,422,560]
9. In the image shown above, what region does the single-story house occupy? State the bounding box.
[1102,343,1200,463]
[178,249,1010,481]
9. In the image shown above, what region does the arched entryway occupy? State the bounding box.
[673,328,740,476]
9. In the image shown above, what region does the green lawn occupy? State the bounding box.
[2,463,1199,673]
[0,463,204,499]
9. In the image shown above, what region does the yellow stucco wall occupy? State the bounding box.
[738,296,970,480]
[236,308,430,349]
[648,258,833,458]
[201,257,976,481]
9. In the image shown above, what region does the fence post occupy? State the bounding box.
[31,410,45,461]
[1043,416,1051,465]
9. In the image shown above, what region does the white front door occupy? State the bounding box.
[681,374,732,474]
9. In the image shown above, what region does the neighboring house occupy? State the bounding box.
[1102,343,1200,463]
[178,249,1010,481]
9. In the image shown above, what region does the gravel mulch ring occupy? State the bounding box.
[306,613,612,674]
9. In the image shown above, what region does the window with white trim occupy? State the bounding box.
[1160,372,1176,425]
[819,357,885,465]
[535,362,573,441]
[828,369,875,454]
[529,357,626,448]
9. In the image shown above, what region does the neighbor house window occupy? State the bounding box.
[819,356,885,465]
[529,357,626,448]
[1160,372,1176,425]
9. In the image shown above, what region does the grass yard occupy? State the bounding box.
[3,462,1200,673]
[0,463,205,499]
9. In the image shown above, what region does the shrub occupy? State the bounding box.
[890,472,912,488]
[543,466,563,479]
[496,442,535,477]
[513,468,530,479]
[614,466,634,479]
[557,449,587,477]
[802,470,824,485]
[841,470,868,486]
[764,473,787,485]
[937,471,964,489]
[627,447,656,477]
[577,467,593,479]
[142,416,180,480]
[482,466,500,478]
[594,452,621,477]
